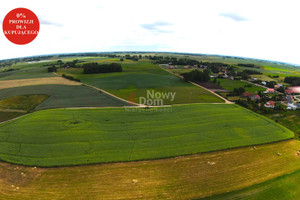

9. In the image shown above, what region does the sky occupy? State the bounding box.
[0,0,300,65]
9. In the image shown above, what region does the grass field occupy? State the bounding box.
[0,84,129,110]
[0,104,293,167]
[216,78,265,93]
[57,61,224,104]
[0,62,56,80]
[205,165,300,200]
[0,140,299,199]
[266,110,300,138]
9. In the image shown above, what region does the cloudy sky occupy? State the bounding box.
[1,0,300,65]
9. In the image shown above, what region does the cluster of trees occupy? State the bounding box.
[233,87,245,94]
[47,66,57,72]
[181,69,210,82]
[83,63,122,74]
[123,55,141,61]
[59,59,83,68]
[242,69,262,75]
[284,76,300,86]
[62,74,80,82]
[266,81,277,88]
[235,98,284,114]
[237,63,260,68]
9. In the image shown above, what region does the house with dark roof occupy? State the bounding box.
[251,95,261,101]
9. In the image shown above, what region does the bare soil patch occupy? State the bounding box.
[0,77,81,90]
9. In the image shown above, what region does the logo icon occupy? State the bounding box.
[2,8,40,45]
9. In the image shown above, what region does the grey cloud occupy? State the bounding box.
[140,21,173,33]
[219,12,248,21]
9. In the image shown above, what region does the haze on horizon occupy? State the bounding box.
[0,0,300,65]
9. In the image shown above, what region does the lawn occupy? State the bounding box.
[0,104,293,167]
[0,84,129,110]
[216,78,265,93]
[57,61,224,104]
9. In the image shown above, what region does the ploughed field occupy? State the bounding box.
[0,104,293,167]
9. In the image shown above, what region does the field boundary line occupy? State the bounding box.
[158,65,233,104]
[0,114,27,125]
[53,72,142,107]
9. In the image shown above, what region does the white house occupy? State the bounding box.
[287,103,297,110]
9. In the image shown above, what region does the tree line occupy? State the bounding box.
[284,76,300,86]
[181,69,210,82]
[83,63,122,74]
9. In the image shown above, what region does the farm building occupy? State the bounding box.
[169,65,174,69]
[285,86,300,95]
[264,101,275,108]
[184,66,189,69]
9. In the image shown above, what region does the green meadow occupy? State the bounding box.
[216,78,266,93]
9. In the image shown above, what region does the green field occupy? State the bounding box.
[0,84,129,110]
[57,61,224,104]
[0,61,57,80]
[216,78,265,93]
[205,168,300,200]
[0,104,293,167]
[266,110,300,138]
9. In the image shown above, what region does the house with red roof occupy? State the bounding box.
[264,88,275,93]
[264,101,275,108]
[274,85,281,89]
[184,66,189,69]
[242,92,253,98]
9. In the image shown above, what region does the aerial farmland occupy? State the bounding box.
[0,52,299,199]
